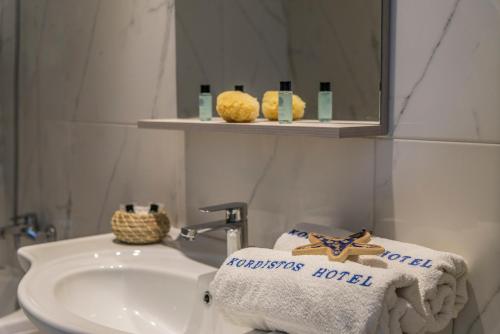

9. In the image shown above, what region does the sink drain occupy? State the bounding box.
[203,291,212,304]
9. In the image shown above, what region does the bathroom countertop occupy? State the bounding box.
[17,228,228,273]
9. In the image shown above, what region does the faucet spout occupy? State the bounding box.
[180,202,248,255]
[181,219,241,240]
[1,213,40,240]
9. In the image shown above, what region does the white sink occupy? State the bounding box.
[17,229,254,334]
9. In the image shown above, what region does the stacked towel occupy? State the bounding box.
[211,247,426,334]
[274,224,468,333]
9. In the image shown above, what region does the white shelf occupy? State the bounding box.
[137,118,384,138]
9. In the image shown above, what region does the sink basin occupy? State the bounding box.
[17,230,252,334]
[55,267,199,334]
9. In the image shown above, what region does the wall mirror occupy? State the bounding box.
[139,0,391,137]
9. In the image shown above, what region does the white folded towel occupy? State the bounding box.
[211,247,426,334]
[274,224,468,333]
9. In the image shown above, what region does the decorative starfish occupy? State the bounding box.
[292,230,385,262]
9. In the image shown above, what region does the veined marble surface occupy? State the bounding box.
[20,0,177,124]
[380,4,500,330]
[0,0,16,268]
[16,0,185,242]
[391,0,500,143]
[374,139,500,334]
[186,133,375,248]
[0,0,20,318]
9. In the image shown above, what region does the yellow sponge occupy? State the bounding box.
[216,91,260,123]
[262,91,306,121]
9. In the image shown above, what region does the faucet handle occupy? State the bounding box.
[199,202,247,222]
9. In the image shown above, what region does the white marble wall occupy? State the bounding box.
[17,0,185,245]
[186,133,375,246]
[391,0,500,143]
[0,0,15,269]
[185,0,500,332]
[0,0,21,318]
[375,1,500,332]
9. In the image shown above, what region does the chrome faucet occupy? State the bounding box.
[0,213,57,242]
[0,213,40,240]
[181,202,248,255]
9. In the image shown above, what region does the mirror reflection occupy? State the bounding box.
[176,0,382,122]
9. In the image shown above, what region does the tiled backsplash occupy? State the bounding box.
[0,0,498,332]
[186,133,375,248]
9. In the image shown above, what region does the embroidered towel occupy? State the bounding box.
[211,247,426,334]
[274,224,468,333]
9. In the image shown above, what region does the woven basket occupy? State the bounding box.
[111,210,170,244]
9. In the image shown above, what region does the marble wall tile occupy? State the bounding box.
[0,0,16,266]
[17,0,184,240]
[391,0,500,143]
[68,123,185,237]
[18,121,185,239]
[20,0,176,124]
[0,265,22,318]
[17,120,70,238]
[374,139,500,333]
[186,131,375,248]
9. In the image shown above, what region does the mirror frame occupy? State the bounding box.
[379,0,392,135]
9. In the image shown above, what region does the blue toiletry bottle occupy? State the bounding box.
[318,82,332,122]
[199,84,212,121]
[278,81,293,124]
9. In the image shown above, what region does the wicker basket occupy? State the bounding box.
[111,210,170,244]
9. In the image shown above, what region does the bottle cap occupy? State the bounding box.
[320,82,331,91]
[280,81,292,91]
[234,85,244,92]
[150,203,159,213]
[200,85,210,93]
